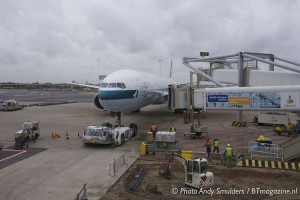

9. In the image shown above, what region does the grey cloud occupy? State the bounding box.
[0,0,299,83]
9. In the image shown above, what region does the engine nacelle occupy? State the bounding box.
[93,94,106,110]
[153,95,168,104]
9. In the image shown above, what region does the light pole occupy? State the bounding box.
[158,59,163,76]
[97,60,99,83]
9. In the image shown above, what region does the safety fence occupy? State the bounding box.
[75,183,87,200]
[181,150,242,166]
[248,142,283,161]
[107,148,136,178]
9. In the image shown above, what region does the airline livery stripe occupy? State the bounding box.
[99,90,138,100]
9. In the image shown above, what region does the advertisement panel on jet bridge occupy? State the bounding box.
[204,86,300,111]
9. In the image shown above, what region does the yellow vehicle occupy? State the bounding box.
[274,121,299,136]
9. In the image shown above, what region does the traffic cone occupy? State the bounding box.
[66,131,69,139]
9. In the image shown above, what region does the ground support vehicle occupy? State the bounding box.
[145,131,180,154]
[274,120,300,136]
[160,153,214,189]
[254,112,289,127]
[14,121,40,149]
[82,123,138,146]
[0,100,23,111]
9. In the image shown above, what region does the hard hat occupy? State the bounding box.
[227,144,230,147]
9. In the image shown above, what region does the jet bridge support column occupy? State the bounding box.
[237,52,244,122]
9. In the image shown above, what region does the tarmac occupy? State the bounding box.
[0,89,182,200]
[0,89,299,200]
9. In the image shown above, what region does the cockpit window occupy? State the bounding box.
[100,83,108,88]
[108,83,117,88]
[117,83,126,89]
[100,82,126,89]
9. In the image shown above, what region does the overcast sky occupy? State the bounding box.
[1,0,299,83]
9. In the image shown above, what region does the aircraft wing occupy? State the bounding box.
[61,82,99,89]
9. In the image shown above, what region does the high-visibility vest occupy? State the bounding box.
[170,126,176,132]
[213,140,219,147]
[257,135,265,142]
[226,147,232,156]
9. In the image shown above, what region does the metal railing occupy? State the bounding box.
[107,148,136,178]
[248,142,283,161]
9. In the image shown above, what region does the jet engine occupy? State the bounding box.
[153,95,168,104]
[93,94,106,110]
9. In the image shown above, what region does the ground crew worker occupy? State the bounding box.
[287,123,295,137]
[150,123,157,137]
[213,138,220,153]
[169,125,176,132]
[257,135,265,142]
[203,137,212,157]
[225,144,233,167]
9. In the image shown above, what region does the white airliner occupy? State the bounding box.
[78,69,176,124]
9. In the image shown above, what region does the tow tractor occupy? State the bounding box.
[160,153,214,189]
[82,123,138,146]
[14,121,40,149]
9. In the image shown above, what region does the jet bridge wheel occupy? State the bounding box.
[130,123,138,137]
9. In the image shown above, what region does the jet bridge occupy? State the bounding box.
[181,52,300,122]
[168,84,300,112]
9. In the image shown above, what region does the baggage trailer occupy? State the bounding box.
[14,121,40,149]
